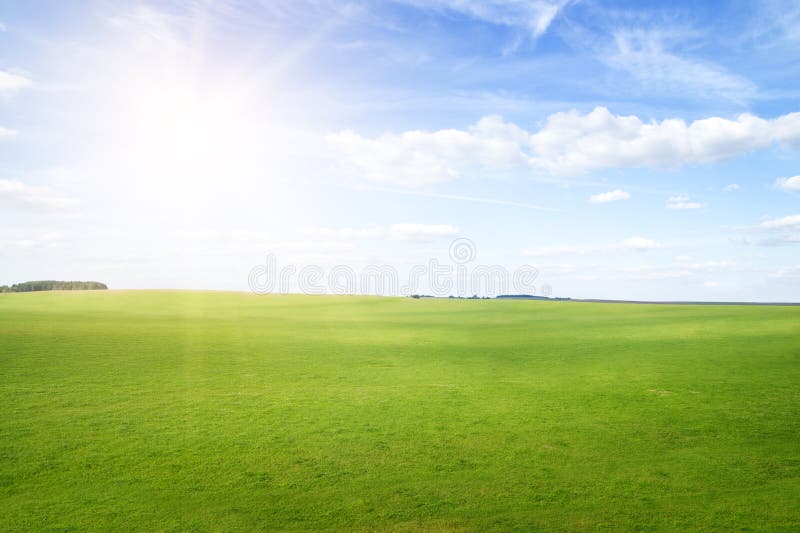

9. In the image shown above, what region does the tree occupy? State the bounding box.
[3,281,108,292]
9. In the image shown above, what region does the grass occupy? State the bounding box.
[1,290,799,531]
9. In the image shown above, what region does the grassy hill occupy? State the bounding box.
[1,290,799,530]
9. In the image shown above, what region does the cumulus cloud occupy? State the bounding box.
[666,195,704,209]
[329,107,800,186]
[589,189,630,203]
[0,70,33,92]
[522,236,660,257]
[0,179,75,211]
[395,0,568,38]
[328,115,529,186]
[530,107,800,175]
[775,175,800,191]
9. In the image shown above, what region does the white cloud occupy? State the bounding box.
[522,245,581,257]
[620,237,660,251]
[723,183,740,191]
[330,107,800,186]
[395,0,568,38]
[667,202,704,210]
[667,202,704,209]
[522,236,660,257]
[328,115,529,186]
[0,70,33,92]
[618,260,733,281]
[769,265,800,279]
[775,175,800,191]
[360,186,555,211]
[750,236,800,246]
[730,213,800,246]
[0,126,17,139]
[759,214,800,230]
[530,107,800,176]
[589,189,630,203]
[666,195,704,209]
[303,224,459,242]
[389,223,459,241]
[703,280,720,288]
[303,226,385,239]
[604,30,757,103]
[0,179,75,211]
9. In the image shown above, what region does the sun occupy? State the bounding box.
[80,10,310,229]
[126,73,253,178]
[94,51,275,219]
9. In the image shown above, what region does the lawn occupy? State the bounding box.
[1,290,799,531]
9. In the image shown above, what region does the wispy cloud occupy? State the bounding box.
[360,185,557,211]
[615,260,734,281]
[770,264,800,279]
[666,195,704,209]
[730,213,800,246]
[748,0,800,47]
[303,223,459,243]
[303,226,385,240]
[395,0,568,39]
[0,179,76,211]
[723,183,740,192]
[603,29,757,103]
[522,236,660,257]
[389,223,459,241]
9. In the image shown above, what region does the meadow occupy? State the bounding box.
[1,290,798,531]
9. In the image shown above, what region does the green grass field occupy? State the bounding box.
[1,291,799,531]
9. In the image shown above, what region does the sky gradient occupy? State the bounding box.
[2,0,800,300]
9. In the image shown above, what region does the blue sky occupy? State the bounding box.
[1,0,800,300]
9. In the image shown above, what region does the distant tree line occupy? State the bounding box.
[0,281,108,293]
